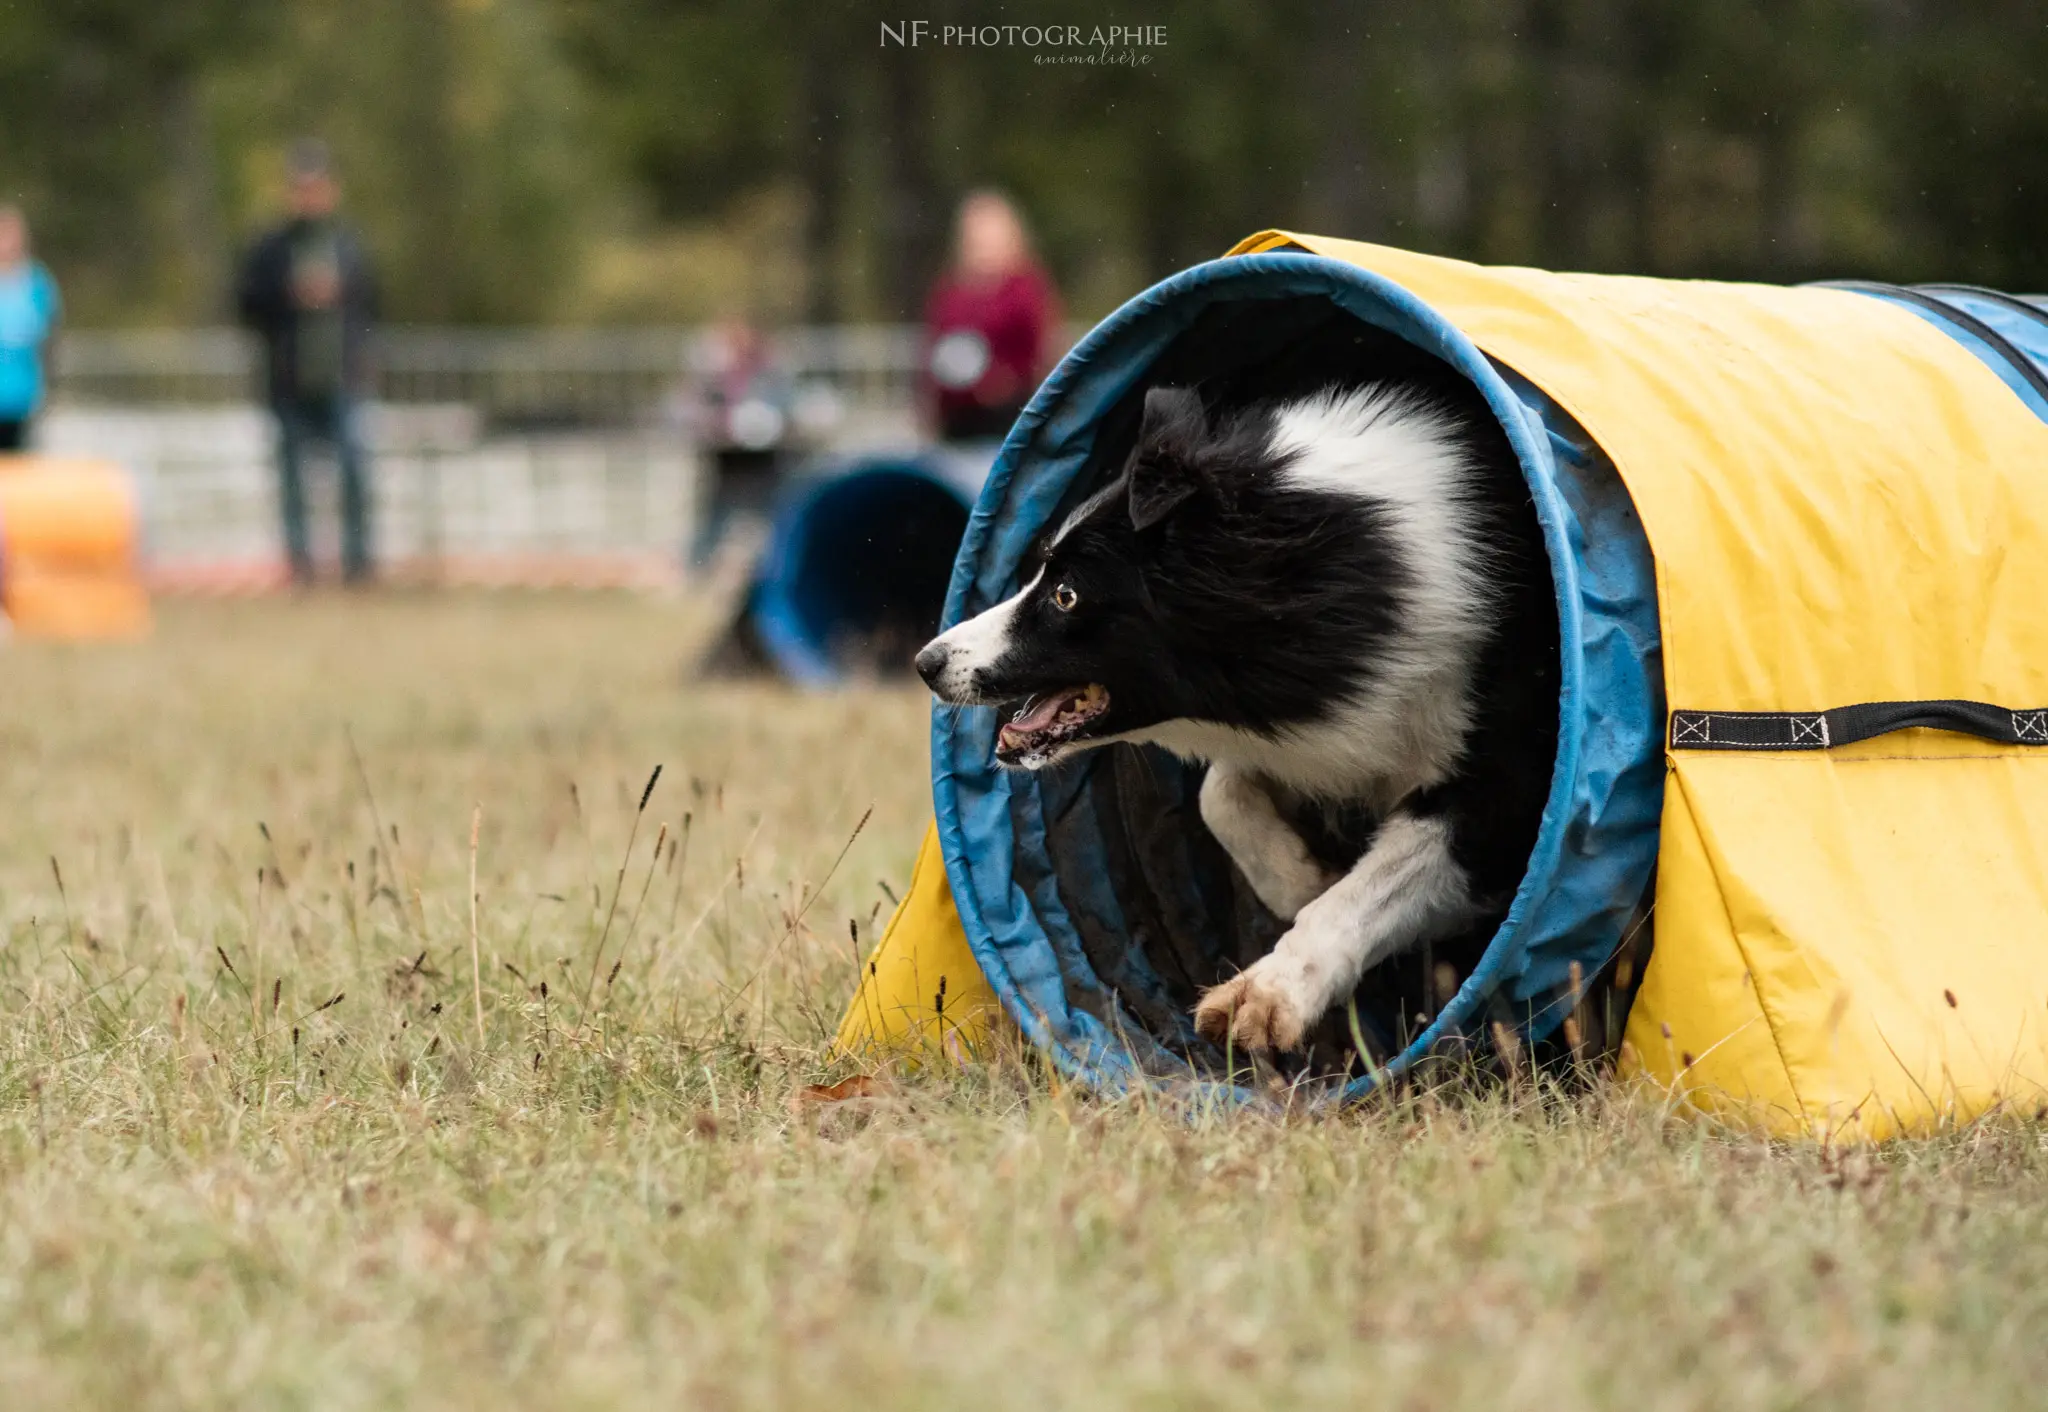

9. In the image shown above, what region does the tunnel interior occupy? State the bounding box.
[760,464,974,681]
[1003,293,1561,1082]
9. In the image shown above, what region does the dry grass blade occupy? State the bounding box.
[598,822,667,1009]
[575,764,662,1028]
[469,803,485,1047]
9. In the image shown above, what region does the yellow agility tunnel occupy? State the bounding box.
[0,456,151,640]
[840,234,2048,1140]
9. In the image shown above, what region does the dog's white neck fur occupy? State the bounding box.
[1128,386,1492,805]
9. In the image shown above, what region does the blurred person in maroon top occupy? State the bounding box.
[921,191,1060,443]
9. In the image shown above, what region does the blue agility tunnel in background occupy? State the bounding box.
[925,251,2048,1101]
[740,447,997,685]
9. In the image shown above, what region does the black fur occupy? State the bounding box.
[917,369,1560,1047]
[935,385,1419,743]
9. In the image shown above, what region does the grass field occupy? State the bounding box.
[4,593,2047,1410]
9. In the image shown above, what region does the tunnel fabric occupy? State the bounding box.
[864,250,1664,1100]
[843,233,2048,1139]
[1233,232,2048,1137]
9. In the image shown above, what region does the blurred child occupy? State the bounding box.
[689,315,795,567]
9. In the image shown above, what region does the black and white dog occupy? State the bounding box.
[914,380,1558,1054]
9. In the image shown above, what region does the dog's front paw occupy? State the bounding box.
[1194,958,1315,1053]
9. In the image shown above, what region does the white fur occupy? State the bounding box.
[921,566,1042,700]
[1126,387,1491,803]
[936,392,1492,803]
[1197,763,1334,920]
[928,387,1501,1052]
[1177,390,1494,1049]
[926,481,1119,703]
[1196,813,1475,1052]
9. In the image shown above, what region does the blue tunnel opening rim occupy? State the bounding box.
[751,453,983,687]
[929,251,1594,1101]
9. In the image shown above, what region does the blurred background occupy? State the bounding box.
[11,0,2046,325]
[0,0,2042,611]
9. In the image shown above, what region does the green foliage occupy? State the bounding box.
[0,0,2042,325]
[207,0,600,324]
[0,0,271,319]
[0,0,596,324]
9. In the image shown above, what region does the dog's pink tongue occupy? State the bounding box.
[1009,692,1071,733]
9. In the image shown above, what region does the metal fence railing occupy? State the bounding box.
[36,405,698,585]
[54,324,926,428]
[41,324,946,584]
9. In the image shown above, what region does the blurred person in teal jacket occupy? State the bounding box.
[0,204,62,453]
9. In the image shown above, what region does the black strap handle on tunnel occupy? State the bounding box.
[1670,701,2048,752]
[1809,280,2048,407]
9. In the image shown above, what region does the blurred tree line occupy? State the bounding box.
[0,0,2040,326]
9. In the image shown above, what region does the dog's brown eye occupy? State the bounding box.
[1052,582,1079,612]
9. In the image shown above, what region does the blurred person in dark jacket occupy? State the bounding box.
[235,140,379,584]
[921,191,1060,444]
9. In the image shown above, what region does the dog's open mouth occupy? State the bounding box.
[995,684,1111,764]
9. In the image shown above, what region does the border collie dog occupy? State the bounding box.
[914,381,1558,1054]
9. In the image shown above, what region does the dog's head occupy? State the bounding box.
[915,385,1308,768]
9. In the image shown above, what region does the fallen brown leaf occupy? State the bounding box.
[798,1075,888,1104]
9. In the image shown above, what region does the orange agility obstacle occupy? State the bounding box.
[0,456,151,639]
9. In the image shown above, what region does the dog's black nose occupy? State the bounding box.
[914,641,949,689]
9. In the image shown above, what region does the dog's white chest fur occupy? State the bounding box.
[1170,388,1494,1052]
[1132,385,1490,802]
[916,380,1504,1056]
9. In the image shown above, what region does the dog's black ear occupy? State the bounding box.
[1128,386,1207,532]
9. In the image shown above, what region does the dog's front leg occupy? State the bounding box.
[1198,763,1338,921]
[1194,811,1473,1053]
